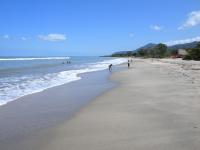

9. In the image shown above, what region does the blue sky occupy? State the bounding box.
[0,0,200,56]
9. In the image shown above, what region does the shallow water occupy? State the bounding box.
[0,56,127,105]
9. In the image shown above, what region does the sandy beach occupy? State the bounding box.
[1,1,200,149]
[1,58,200,150]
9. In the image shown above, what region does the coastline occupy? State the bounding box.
[1,58,200,150]
[0,57,127,106]
[0,65,125,149]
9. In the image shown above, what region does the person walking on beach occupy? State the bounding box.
[128,60,130,68]
[108,64,113,71]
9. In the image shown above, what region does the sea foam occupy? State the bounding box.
[0,58,127,106]
[0,57,70,61]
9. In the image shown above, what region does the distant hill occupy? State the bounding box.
[112,51,132,55]
[111,43,157,56]
[134,43,157,52]
[111,51,132,57]
[168,41,199,50]
[110,41,200,56]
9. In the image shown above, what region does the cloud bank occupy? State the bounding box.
[38,33,66,41]
[165,36,200,46]
[178,10,200,30]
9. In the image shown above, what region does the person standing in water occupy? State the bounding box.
[108,64,113,71]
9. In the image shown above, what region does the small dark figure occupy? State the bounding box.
[108,64,113,71]
[66,61,70,64]
[128,61,130,68]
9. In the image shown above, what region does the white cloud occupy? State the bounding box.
[129,33,134,38]
[38,33,66,41]
[165,36,200,46]
[178,10,200,30]
[3,35,9,39]
[150,25,163,31]
[21,37,27,40]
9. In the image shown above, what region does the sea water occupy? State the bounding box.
[0,56,127,106]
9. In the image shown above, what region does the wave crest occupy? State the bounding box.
[0,57,70,61]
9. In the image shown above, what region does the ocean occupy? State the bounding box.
[0,56,127,106]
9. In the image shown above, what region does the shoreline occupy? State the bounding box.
[0,57,127,106]
[0,65,126,148]
[1,59,200,150]
[0,69,112,107]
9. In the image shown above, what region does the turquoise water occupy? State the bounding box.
[0,56,127,105]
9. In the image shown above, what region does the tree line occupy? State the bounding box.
[111,42,200,61]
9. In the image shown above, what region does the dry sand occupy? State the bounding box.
[4,59,200,150]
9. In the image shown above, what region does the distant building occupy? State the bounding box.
[178,49,188,57]
[171,49,188,59]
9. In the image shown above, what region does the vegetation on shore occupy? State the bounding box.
[183,43,200,60]
[111,42,200,61]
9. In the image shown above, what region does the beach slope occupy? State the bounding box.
[8,59,200,150]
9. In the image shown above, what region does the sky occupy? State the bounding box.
[0,0,200,56]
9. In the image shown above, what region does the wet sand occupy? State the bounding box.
[1,59,200,150]
[0,69,116,149]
